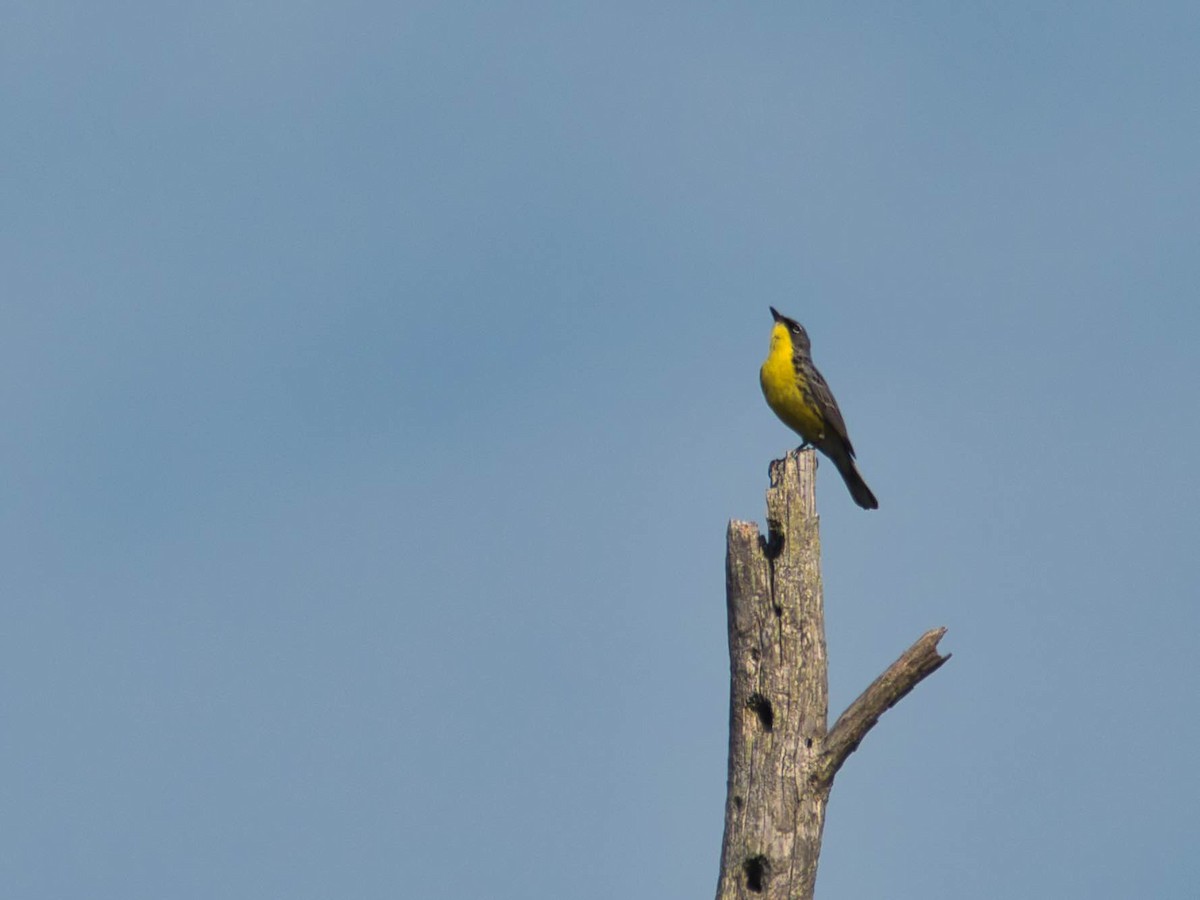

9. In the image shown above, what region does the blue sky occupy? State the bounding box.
[3,3,1198,898]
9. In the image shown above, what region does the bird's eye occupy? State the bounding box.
[790,324,801,334]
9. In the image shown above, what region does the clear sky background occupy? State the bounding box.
[3,3,1198,898]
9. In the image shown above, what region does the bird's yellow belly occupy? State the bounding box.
[760,352,825,442]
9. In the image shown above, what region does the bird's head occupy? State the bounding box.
[769,306,811,354]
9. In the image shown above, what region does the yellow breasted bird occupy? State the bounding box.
[760,307,879,510]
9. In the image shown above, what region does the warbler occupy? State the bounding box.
[760,307,879,509]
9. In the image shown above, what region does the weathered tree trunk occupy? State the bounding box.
[716,450,949,900]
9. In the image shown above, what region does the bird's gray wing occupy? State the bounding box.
[804,363,856,458]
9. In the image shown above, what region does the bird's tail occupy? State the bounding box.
[830,450,879,510]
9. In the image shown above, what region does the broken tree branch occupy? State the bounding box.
[815,627,951,789]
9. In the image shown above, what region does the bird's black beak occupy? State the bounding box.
[770,306,783,322]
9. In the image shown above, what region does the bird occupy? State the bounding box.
[759,306,879,510]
